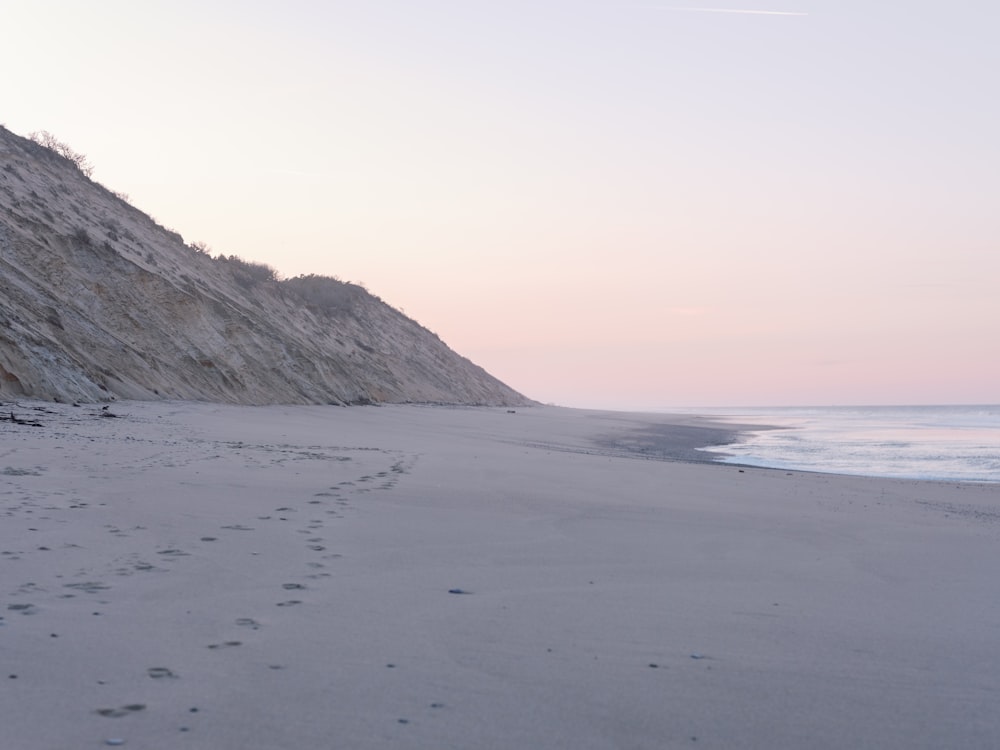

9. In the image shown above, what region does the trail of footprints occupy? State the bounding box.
[1,433,422,741]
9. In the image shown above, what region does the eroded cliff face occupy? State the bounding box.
[0,127,530,406]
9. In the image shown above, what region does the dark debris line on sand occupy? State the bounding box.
[2,410,44,427]
[1,402,126,426]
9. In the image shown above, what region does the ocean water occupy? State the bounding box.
[686,405,1000,483]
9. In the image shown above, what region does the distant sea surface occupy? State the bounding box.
[671,405,1000,483]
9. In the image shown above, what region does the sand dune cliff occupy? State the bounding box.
[0,127,529,406]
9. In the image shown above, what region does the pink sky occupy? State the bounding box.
[4,0,998,408]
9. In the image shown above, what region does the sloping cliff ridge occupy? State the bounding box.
[0,127,530,406]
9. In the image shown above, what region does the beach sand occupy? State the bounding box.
[2,401,998,749]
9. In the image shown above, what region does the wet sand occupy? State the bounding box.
[2,400,999,749]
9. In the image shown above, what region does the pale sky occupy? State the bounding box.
[4,0,998,408]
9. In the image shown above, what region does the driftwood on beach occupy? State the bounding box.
[3,411,44,427]
[1,402,125,425]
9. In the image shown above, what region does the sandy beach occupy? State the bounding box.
[2,400,998,749]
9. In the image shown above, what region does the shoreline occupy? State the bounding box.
[3,395,994,485]
[683,405,1000,485]
[586,412,774,465]
[3,399,999,749]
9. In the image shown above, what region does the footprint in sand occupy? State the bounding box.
[235,617,261,630]
[276,600,302,607]
[147,667,178,679]
[95,704,146,718]
[206,641,242,650]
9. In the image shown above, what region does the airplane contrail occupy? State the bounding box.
[659,7,808,15]
[266,168,328,179]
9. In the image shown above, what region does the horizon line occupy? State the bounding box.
[653,7,808,16]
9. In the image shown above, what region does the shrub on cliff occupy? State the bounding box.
[215,254,280,288]
[27,131,94,178]
[281,274,367,315]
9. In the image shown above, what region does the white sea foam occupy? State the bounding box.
[689,405,1000,483]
